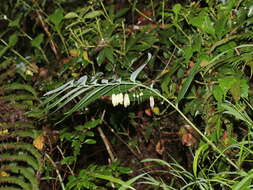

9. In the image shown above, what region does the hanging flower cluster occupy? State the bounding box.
[112,93,130,108]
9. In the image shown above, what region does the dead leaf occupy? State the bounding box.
[179,125,199,147]
[156,140,165,155]
[181,133,197,147]
[0,129,8,135]
[144,108,152,116]
[0,171,10,177]
[33,134,45,151]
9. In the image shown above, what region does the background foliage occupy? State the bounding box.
[1,0,253,189]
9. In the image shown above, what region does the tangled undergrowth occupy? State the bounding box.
[0,60,43,189]
[1,0,253,189]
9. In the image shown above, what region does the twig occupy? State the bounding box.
[45,153,66,190]
[57,145,75,176]
[103,120,140,160]
[35,10,59,60]
[97,110,116,162]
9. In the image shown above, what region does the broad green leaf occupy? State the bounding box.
[96,48,106,66]
[48,8,64,27]
[240,79,249,98]
[230,80,241,103]
[213,86,224,102]
[189,11,215,36]
[172,4,182,16]
[31,34,44,48]
[104,47,114,63]
[84,10,103,19]
[130,53,151,82]
[83,119,101,130]
[215,11,229,39]
[184,46,193,61]
[218,77,237,97]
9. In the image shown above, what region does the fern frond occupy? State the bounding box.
[0,143,43,171]
[0,59,16,82]
[0,121,34,130]
[0,153,39,171]
[1,165,39,190]
[0,177,31,190]
[1,83,37,97]
[0,68,16,82]
[0,94,38,102]
[0,187,22,190]
[11,130,42,139]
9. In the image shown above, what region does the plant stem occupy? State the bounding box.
[45,153,66,190]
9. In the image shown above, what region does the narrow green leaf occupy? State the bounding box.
[84,10,103,19]
[46,86,88,111]
[65,12,79,19]
[232,170,253,190]
[193,144,209,177]
[84,139,96,144]
[176,61,200,104]
[44,80,74,96]
[64,85,119,117]
[90,173,135,190]
[130,53,151,82]
[83,119,101,129]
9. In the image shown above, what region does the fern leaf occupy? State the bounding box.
[0,177,31,190]
[1,83,37,97]
[1,165,39,190]
[0,153,39,171]
[0,143,43,171]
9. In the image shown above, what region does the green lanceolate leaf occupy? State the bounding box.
[84,10,103,19]
[176,61,200,105]
[232,169,253,190]
[193,144,209,177]
[130,53,151,82]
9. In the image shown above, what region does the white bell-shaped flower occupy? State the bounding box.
[124,93,130,108]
